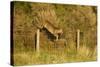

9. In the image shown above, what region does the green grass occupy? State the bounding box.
[13,45,97,66]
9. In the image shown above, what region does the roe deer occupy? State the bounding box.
[43,20,63,40]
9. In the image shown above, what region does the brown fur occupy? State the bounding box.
[43,21,63,40]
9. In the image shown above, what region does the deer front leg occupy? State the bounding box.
[54,35,58,48]
[56,35,58,41]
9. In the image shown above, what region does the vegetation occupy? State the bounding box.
[11,1,97,66]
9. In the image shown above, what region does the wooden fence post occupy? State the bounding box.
[77,29,80,51]
[36,29,40,53]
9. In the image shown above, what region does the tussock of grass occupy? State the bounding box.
[76,46,97,62]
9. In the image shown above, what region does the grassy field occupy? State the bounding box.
[13,45,97,66]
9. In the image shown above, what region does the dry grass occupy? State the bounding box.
[13,45,97,66]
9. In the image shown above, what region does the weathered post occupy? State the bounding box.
[77,29,80,51]
[36,29,40,53]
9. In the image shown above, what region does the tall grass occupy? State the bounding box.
[13,44,97,66]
